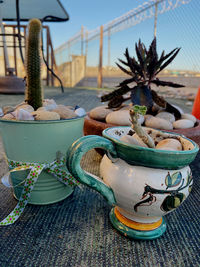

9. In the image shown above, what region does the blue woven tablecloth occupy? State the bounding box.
[0,150,199,267]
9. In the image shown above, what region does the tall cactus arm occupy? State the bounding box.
[25,19,43,110]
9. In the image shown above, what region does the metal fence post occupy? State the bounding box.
[154,0,158,37]
[81,25,84,56]
[98,25,103,88]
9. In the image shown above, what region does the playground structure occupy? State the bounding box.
[0,0,69,93]
[0,24,57,93]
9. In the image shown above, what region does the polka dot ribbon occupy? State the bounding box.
[0,155,80,226]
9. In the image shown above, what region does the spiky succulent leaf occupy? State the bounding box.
[124,48,143,77]
[151,90,166,108]
[152,79,184,88]
[135,42,145,70]
[118,58,129,67]
[156,48,181,74]
[108,95,125,108]
[105,38,184,110]
[151,90,181,119]
[116,62,133,76]
[117,77,138,87]
[165,102,181,119]
[101,85,131,102]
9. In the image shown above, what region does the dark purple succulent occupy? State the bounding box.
[101,38,184,119]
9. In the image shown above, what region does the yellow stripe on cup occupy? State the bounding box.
[114,207,162,231]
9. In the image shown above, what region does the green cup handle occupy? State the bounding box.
[66,135,117,205]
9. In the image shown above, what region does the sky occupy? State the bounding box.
[47,0,200,71]
[48,0,140,48]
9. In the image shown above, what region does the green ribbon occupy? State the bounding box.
[0,155,79,226]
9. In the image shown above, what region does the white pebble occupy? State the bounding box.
[43,99,57,111]
[106,110,144,126]
[145,117,173,130]
[156,138,182,151]
[90,106,113,121]
[13,109,34,121]
[0,108,4,117]
[75,107,86,117]
[15,104,34,113]
[173,119,194,129]
[181,113,196,123]
[120,135,141,146]
[156,112,175,123]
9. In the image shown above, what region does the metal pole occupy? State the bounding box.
[16,0,24,64]
[13,27,17,75]
[97,25,103,88]
[81,25,84,56]
[0,8,10,73]
[108,27,111,67]
[154,0,158,37]
[46,27,50,86]
[85,30,88,77]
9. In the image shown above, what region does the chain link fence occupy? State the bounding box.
[55,0,200,91]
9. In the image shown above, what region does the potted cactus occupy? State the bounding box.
[84,38,200,145]
[0,19,84,225]
[67,105,199,239]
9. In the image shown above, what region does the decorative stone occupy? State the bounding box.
[144,114,153,122]
[156,112,175,123]
[119,104,132,110]
[181,113,196,123]
[156,138,182,151]
[53,106,77,119]
[13,109,34,120]
[90,106,113,121]
[173,119,194,129]
[33,111,60,121]
[43,99,57,111]
[1,113,16,120]
[0,108,3,117]
[106,110,144,126]
[15,101,26,108]
[145,117,173,130]
[132,133,148,147]
[65,105,74,110]
[138,114,144,125]
[120,135,142,146]
[36,107,46,112]
[75,107,86,117]
[2,106,15,114]
[145,128,165,144]
[15,104,34,113]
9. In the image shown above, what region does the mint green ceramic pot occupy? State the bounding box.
[67,126,199,240]
[0,116,84,205]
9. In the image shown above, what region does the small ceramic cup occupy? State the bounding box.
[67,126,199,240]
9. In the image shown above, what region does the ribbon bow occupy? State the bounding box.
[0,154,79,226]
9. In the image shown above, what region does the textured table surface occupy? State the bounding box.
[0,149,200,267]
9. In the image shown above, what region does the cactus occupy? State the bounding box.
[129,105,155,148]
[25,18,43,110]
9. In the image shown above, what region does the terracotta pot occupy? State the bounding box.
[84,115,200,146]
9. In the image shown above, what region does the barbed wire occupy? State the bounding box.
[55,0,191,54]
